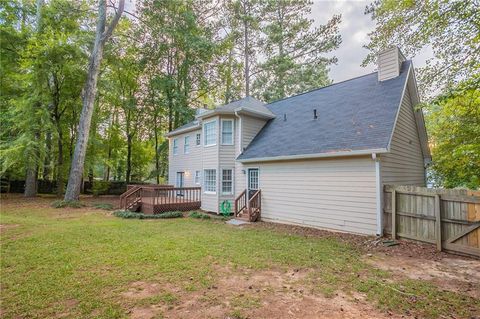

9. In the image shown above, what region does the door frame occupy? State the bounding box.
[246,167,259,200]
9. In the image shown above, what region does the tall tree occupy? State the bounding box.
[64,0,124,201]
[253,0,341,102]
[363,0,480,96]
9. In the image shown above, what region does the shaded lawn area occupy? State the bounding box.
[0,195,479,319]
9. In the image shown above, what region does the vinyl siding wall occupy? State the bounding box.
[378,48,403,81]
[219,117,236,210]
[381,90,426,186]
[168,129,202,188]
[244,157,378,235]
[201,116,220,212]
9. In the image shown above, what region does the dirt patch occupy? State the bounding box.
[367,253,480,298]
[0,224,20,232]
[122,266,410,319]
[122,281,164,300]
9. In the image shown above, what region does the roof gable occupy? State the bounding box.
[238,61,412,161]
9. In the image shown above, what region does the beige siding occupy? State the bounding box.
[378,47,402,81]
[381,89,426,186]
[201,116,220,212]
[246,157,378,235]
[241,115,267,151]
[218,117,237,210]
[168,129,202,187]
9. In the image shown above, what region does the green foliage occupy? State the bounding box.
[424,77,480,189]
[113,210,184,219]
[363,0,480,96]
[51,200,85,208]
[91,181,110,196]
[92,203,114,210]
[253,0,341,102]
[188,211,211,219]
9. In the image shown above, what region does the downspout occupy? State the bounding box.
[372,153,383,236]
[235,111,242,154]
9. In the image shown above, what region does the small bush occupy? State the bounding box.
[92,181,110,196]
[93,203,114,210]
[51,200,85,208]
[113,210,183,219]
[189,211,211,219]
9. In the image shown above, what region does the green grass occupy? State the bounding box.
[1,198,478,318]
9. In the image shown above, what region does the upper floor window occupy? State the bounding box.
[204,169,216,193]
[196,133,201,146]
[184,136,190,154]
[204,120,216,146]
[173,138,178,155]
[221,120,233,145]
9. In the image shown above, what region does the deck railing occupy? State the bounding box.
[234,189,247,217]
[119,185,142,210]
[248,190,261,222]
[142,187,201,206]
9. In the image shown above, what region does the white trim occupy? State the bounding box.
[172,138,179,156]
[234,107,275,119]
[246,167,260,201]
[237,148,388,163]
[203,119,217,147]
[183,135,190,154]
[221,119,234,145]
[237,115,243,154]
[203,168,217,194]
[195,133,201,147]
[374,154,383,236]
[165,123,201,137]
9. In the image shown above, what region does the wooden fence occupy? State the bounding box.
[383,185,480,258]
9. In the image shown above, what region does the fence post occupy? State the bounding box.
[392,189,396,240]
[435,194,442,251]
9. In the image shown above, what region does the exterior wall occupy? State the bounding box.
[168,129,202,188]
[378,47,404,81]
[244,157,378,235]
[201,116,220,212]
[381,89,426,186]
[218,116,237,212]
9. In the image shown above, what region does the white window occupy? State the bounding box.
[184,136,190,154]
[204,169,216,193]
[196,133,201,146]
[173,138,178,155]
[221,120,233,145]
[221,169,233,194]
[195,170,201,184]
[203,120,216,146]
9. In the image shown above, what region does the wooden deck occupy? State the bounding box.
[120,185,201,214]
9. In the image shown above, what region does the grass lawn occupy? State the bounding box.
[1,195,479,318]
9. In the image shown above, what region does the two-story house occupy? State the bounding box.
[167,47,431,236]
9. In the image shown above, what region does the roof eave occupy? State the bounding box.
[237,148,389,163]
[234,107,276,119]
[165,124,201,137]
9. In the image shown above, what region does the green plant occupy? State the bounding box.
[91,181,110,196]
[113,211,183,219]
[188,211,211,219]
[93,203,114,210]
[51,200,85,208]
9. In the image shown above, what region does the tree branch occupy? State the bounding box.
[101,0,125,43]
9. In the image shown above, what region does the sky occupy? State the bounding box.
[125,0,434,84]
[311,0,433,83]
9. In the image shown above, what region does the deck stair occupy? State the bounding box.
[234,189,261,222]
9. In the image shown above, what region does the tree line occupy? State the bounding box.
[0,0,478,200]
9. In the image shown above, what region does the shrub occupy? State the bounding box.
[91,181,110,196]
[113,210,183,219]
[93,203,114,210]
[188,211,211,219]
[51,200,85,208]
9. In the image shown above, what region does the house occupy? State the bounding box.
[166,47,431,236]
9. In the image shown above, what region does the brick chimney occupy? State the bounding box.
[377,46,406,81]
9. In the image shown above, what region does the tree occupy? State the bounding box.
[64,0,124,201]
[253,0,341,102]
[363,0,480,96]
[425,77,480,189]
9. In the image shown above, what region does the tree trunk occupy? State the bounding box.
[243,0,250,97]
[154,113,160,184]
[43,130,52,180]
[126,134,132,184]
[24,165,38,197]
[56,128,64,197]
[64,0,124,201]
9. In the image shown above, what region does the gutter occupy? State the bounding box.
[165,124,201,138]
[237,148,389,163]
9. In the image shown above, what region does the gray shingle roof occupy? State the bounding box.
[166,120,200,136]
[237,61,412,161]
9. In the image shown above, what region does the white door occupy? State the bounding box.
[247,168,259,199]
[176,172,184,196]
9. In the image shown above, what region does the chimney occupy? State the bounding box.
[377,46,406,81]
